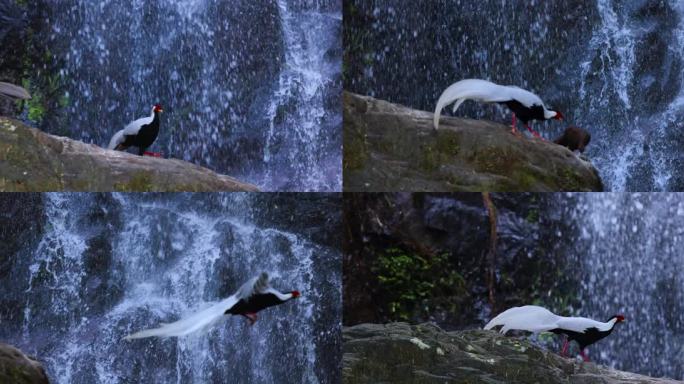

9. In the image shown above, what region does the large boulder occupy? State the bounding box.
[0,117,259,191]
[344,92,603,192]
[0,343,49,384]
[343,323,681,384]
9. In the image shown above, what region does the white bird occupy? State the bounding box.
[107,104,163,157]
[433,79,563,137]
[484,305,625,361]
[123,272,300,340]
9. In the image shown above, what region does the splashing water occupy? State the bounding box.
[562,193,684,378]
[36,0,340,191]
[1,193,341,383]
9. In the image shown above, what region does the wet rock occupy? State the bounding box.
[0,117,259,192]
[0,343,49,384]
[343,323,682,384]
[343,92,603,192]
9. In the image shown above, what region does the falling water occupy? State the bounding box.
[563,193,684,379]
[33,0,340,191]
[346,0,684,191]
[260,0,342,191]
[0,193,341,383]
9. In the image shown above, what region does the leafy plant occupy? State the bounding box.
[373,248,466,322]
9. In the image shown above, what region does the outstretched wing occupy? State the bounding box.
[234,272,270,301]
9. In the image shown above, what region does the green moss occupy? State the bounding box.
[114,172,155,191]
[373,248,466,321]
[343,125,368,170]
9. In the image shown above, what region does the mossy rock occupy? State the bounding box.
[343,323,681,384]
[343,92,603,192]
[0,343,49,384]
[0,117,259,192]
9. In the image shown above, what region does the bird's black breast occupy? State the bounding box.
[123,113,160,150]
[551,327,613,349]
[503,100,546,123]
[225,293,283,315]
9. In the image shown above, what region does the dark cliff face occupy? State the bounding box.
[344,0,684,191]
[343,193,584,327]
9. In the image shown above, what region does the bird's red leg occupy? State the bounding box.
[511,114,522,137]
[143,151,163,158]
[525,123,545,141]
[242,313,257,326]
[560,338,569,357]
[579,349,590,362]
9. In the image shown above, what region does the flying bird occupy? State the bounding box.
[123,272,300,340]
[433,79,563,138]
[484,305,625,362]
[107,104,163,157]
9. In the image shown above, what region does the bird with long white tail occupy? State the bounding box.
[108,104,164,157]
[433,79,563,138]
[484,305,625,362]
[123,272,300,340]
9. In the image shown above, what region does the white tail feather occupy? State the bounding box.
[107,129,124,150]
[123,296,237,340]
[484,305,560,334]
[433,79,513,130]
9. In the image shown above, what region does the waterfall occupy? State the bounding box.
[260,0,342,191]
[35,0,340,191]
[564,193,684,378]
[1,193,341,383]
[346,0,684,191]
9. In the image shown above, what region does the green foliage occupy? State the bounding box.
[373,248,466,321]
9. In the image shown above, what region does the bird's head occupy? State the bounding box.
[552,111,564,121]
[611,314,626,324]
[290,290,301,300]
[153,104,164,113]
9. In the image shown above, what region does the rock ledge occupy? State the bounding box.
[343,323,681,384]
[344,92,603,192]
[0,117,259,192]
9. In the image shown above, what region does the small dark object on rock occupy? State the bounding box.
[554,126,591,153]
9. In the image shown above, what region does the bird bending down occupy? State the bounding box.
[433,79,563,138]
[123,272,300,340]
[107,104,163,157]
[484,305,624,362]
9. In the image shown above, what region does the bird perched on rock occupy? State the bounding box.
[484,305,625,362]
[107,104,163,157]
[434,79,563,138]
[554,126,591,153]
[123,272,300,340]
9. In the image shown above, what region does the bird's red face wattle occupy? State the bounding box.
[153,104,164,113]
[615,315,625,322]
[291,290,301,299]
[554,111,564,121]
